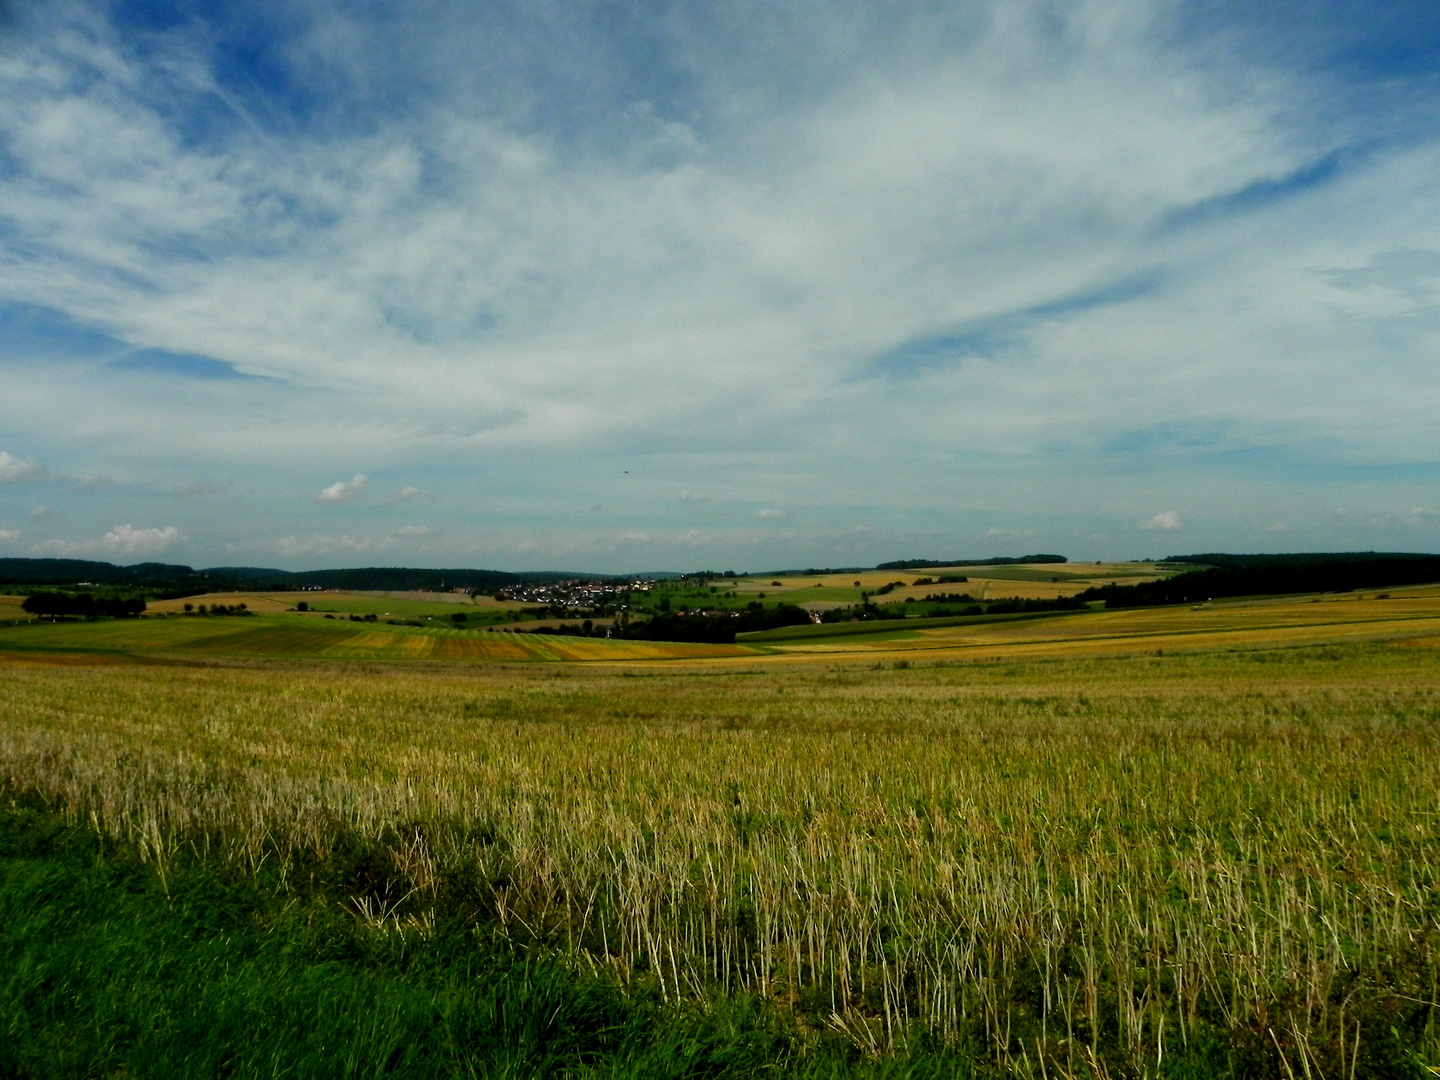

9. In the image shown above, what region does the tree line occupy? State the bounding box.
[1080,555,1440,608]
[21,593,145,618]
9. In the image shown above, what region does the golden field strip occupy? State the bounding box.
[2,587,1440,1074]
[757,587,1440,661]
[731,561,1173,606]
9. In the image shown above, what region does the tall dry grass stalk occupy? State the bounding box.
[2,644,1438,1073]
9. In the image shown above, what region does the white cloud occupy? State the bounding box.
[103,524,184,556]
[29,506,53,520]
[33,524,185,558]
[388,485,438,504]
[982,527,1034,540]
[618,532,651,543]
[0,4,1434,569]
[1262,522,1289,532]
[316,474,367,503]
[755,508,787,520]
[275,533,382,557]
[395,524,432,536]
[0,529,20,542]
[0,4,1331,463]
[1142,511,1182,531]
[0,452,42,484]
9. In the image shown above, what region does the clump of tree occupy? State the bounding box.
[22,593,145,619]
[618,603,812,644]
[981,596,1087,614]
[1080,554,1440,609]
[180,602,251,617]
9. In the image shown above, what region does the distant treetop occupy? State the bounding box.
[875,554,1068,571]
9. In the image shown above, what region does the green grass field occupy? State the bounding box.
[0,613,752,662]
[294,595,518,620]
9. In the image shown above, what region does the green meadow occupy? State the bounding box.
[0,612,749,663]
[292,595,518,621]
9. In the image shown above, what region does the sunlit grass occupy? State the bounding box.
[3,642,1438,1075]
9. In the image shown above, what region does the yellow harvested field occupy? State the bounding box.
[736,562,1172,602]
[3,635,1437,1075]
[754,592,1440,662]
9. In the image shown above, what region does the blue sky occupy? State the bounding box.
[0,0,1436,572]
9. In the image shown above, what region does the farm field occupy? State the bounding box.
[748,586,1440,659]
[2,585,1439,667]
[3,583,1440,1075]
[0,612,749,662]
[2,635,1439,1077]
[724,561,1176,607]
[143,589,527,619]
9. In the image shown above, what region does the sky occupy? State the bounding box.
[0,0,1437,574]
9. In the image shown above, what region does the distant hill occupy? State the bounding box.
[1163,551,1439,569]
[1084,552,1440,608]
[0,559,200,588]
[876,554,1068,571]
[0,558,598,594]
